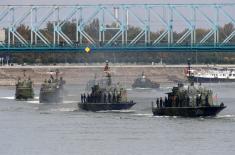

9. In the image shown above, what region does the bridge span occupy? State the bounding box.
[0,4,235,52]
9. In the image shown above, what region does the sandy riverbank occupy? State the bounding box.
[0,64,233,86]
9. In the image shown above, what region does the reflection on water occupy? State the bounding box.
[0,83,235,155]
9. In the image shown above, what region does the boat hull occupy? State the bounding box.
[39,90,63,103]
[152,106,226,117]
[78,102,136,112]
[15,88,34,100]
[132,79,160,89]
[191,76,235,83]
[132,84,160,89]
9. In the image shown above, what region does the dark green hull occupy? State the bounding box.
[152,106,226,117]
[132,79,160,89]
[78,102,136,112]
[15,88,34,100]
[39,89,63,103]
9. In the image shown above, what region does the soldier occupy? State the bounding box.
[81,94,84,103]
[160,97,163,108]
[97,92,100,103]
[93,93,96,103]
[98,92,101,102]
[172,96,176,107]
[179,97,183,107]
[156,98,159,108]
[28,77,32,87]
[168,97,172,107]
[87,94,91,103]
[99,92,102,102]
[196,95,199,107]
[104,93,107,103]
[108,93,111,103]
[92,93,95,103]
[186,96,190,107]
[176,96,179,107]
[23,78,26,85]
[50,74,54,81]
[205,95,209,106]
[164,96,168,107]
[113,93,116,103]
[220,102,224,107]
[117,93,121,103]
[83,93,87,103]
[95,93,97,103]
[59,77,65,86]
[16,77,21,87]
[199,95,202,106]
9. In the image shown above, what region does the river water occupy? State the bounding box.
[0,83,234,155]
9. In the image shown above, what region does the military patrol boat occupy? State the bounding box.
[15,70,34,100]
[132,72,160,89]
[78,61,136,111]
[152,59,226,117]
[39,69,65,103]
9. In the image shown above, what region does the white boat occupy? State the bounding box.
[186,66,235,83]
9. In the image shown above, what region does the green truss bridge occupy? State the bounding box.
[0,4,235,52]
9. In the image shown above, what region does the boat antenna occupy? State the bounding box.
[23,69,26,77]
[104,60,112,86]
[55,69,59,79]
[187,58,194,85]
[188,58,191,77]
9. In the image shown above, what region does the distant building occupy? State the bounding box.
[0,28,5,42]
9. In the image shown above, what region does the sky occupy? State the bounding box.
[0,0,235,5]
[0,0,234,31]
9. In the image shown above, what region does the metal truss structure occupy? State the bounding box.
[0,4,235,52]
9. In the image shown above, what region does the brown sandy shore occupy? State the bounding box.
[0,64,234,86]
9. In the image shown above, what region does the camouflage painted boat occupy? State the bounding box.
[152,59,226,117]
[15,70,34,100]
[132,72,160,89]
[152,105,226,117]
[78,61,136,111]
[39,70,65,103]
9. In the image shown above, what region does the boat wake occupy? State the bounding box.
[0,96,15,100]
[133,88,153,90]
[132,113,153,117]
[97,110,135,113]
[63,100,78,104]
[28,100,78,105]
[27,100,40,104]
[131,113,179,118]
[215,114,235,119]
[159,86,172,91]
[51,108,77,112]
[153,115,173,118]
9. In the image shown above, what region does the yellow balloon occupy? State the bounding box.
[85,47,91,53]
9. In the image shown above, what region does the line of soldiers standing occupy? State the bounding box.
[16,77,33,88]
[155,94,210,108]
[81,92,122,103]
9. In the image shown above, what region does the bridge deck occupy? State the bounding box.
[1,45,235,52]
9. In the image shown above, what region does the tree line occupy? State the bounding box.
[6,19,235,44]
[1,19,235,64]
[0,51,234,65]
